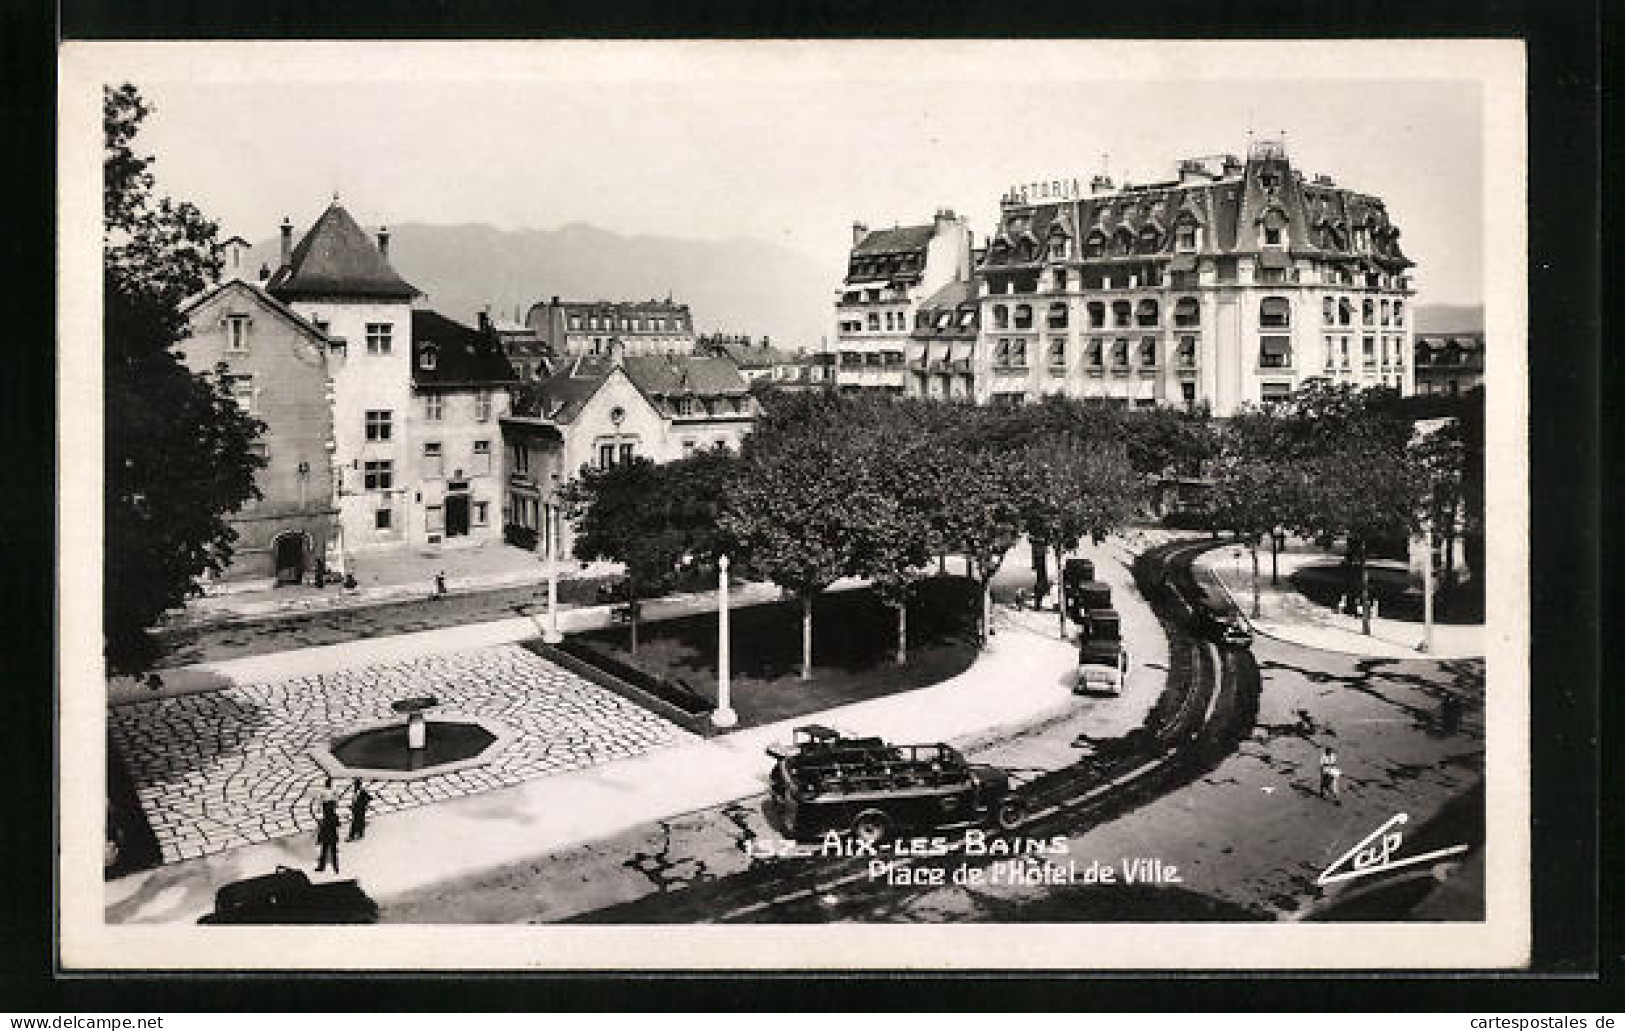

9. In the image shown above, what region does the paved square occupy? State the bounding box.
[109,644,695,864]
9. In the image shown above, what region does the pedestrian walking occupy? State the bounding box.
[314,804,342,873]
[1318,747,1343,801]
[347,780,372,841]
[434,571,447,598]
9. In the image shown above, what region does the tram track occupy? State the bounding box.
[568,537,1261,924]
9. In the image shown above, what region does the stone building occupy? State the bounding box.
[1413,332,1484,396]
[408,309,519,546]
[970,139,1416,414]
[179,278,339,585]
[907,279,980,401]
[525,296,696,358]
[833,210,974,396]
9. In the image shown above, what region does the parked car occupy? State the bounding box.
[766,726,1027,844]
[197,866,378,924]
[1076,607,1128,694]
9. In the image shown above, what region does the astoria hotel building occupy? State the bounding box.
[971,139,1416,415]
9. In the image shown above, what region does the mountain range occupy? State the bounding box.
[254,222,839,350]
[251,221,1481,347]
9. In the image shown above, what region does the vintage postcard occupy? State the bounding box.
[59,39,1528,970]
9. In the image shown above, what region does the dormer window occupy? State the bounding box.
[1048,239,1069,260]
[419,345,438,371]
[1264,226,1283,246]
[1176,224,1198,252]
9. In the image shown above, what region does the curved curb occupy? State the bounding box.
[1193,550,1481,660]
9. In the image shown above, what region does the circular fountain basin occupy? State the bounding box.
[310,713,515,782]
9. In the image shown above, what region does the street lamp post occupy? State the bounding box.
[711,554,738,729]
[543,502,563,645]
[1418,528,1434,654]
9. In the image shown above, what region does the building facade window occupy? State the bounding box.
[365,323,393,356]
[1259,336,1292,369]
[1113,339,1130,367]
[1013,305,1033,329]
[473,440,492,475]
[475,392,492,422]
[1052,269,1068,291]
[229,374,255,413]
[1394,301,1405,326]
[425,394,443,421]
[475,500,489,527]
[364,460,394,490]
[1363,298,1376,325]
[1088,339,1104,366]
[375,507,392,529]
[1174,297,1200,328]
[423,441,443,478]
[1112,301,1132,328]
[1136,299,1160,327]
[1324,296,1336,325]
[365,410,393,441]
[1381,299,1392,325]
[1178,335,1198,368]
[510,443,530,475]
[867,312,881,331]
[1048,303,1068,329]
[226,314,250,352]
[1140,337,1158,366]
[1339,298,1353,326]
[419,345,438,371]
[1260,382,1293,403]
[1087,302,1106,329]
[1260,296,1292,328]
[1363,336,1377,364]
[1048,339,1067,367]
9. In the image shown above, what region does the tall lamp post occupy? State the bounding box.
[1418,527,1434,654]
[543,495,563,645]
[711,554,738,728]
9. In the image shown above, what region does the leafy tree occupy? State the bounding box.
[558,450,736,654]
[1120,402,1216,478]
[722,397,887,679]
[933,446,1026,645]
[1010,435,1141,635]
[1209,456,1304,616]
[103,84,264,671]
[1295,424,1426,635]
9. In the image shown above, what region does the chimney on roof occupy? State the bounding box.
[377,226,390,258]
[279,217,293,268]
[1179,159,1214,186]
[1313,174,1335,187]
[478,307,491,332]
[258,263,270,283]
[933,208,958,235]
[1089,174,1114,195]
[1222,154,1244,177]
[852,222,869,246]
[551,295,559,306]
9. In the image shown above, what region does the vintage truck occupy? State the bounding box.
[766,726,1028,845]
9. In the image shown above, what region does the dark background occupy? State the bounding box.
[5,0,1607,1011]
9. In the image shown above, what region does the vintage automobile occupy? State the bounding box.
[1076,608,1128,694]
[766,726,1027,844]
[197,866,379,924]
[1183,583,1254,648]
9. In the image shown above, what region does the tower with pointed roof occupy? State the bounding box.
[268,201,421,557]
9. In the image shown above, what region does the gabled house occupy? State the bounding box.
[179,277,339,586]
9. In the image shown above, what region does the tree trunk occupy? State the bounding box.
[1054,544,1068,639]
[895,603,907,666]
[938,552,947,575]
[801,593,814,681]
[982,578,993,644]
[1359,547,1372,636]
[628,576,639,656]
[1030,537,1050,608]
[1250,542,1261,618]
[1270,533,1280,585]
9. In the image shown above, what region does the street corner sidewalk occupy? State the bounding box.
[164,545,628,629]
[1193,543,1486,661]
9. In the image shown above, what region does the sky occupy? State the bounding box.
[105,42,1488,306]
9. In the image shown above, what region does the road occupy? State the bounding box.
[380,538,1297,924]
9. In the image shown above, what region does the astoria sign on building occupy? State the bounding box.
[1008,177,1084,203]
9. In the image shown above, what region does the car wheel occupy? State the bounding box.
[851,809,890,847]
[994,797,1027,831]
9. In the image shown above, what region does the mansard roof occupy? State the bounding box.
[978,145,1412,272]
[266,202,420,301]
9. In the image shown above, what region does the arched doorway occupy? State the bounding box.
[273,532,309,586]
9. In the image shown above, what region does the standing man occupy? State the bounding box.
[347,780,372,841]
[1318,746,1343,801]
[314,803,342,873]
[434,571,447,599]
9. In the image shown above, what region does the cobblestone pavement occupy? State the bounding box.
[109,644,693,864]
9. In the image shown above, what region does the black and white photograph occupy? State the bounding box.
[57,39,1530,971]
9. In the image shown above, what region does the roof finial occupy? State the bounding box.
[332,190,341,204]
